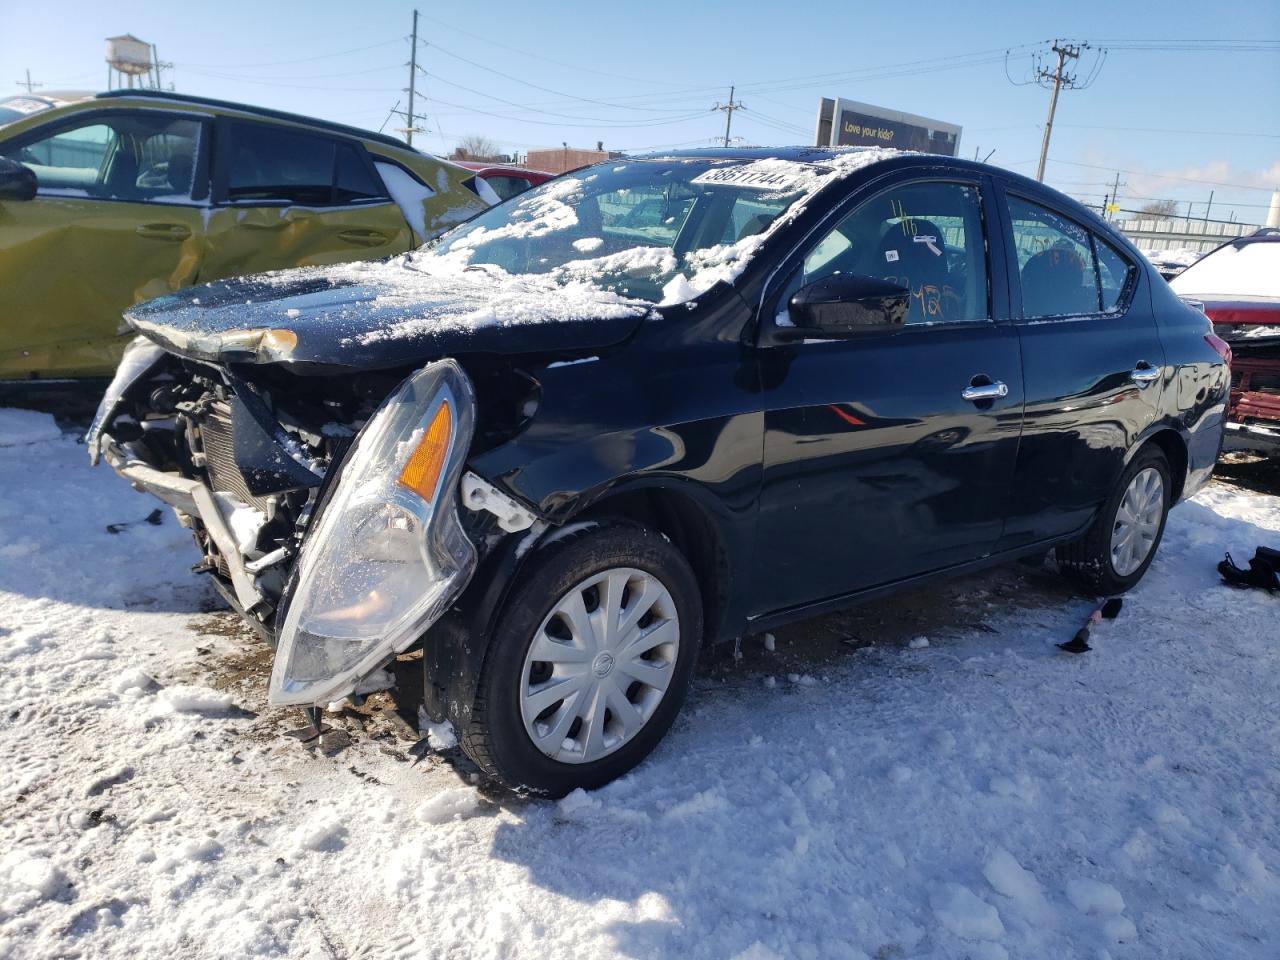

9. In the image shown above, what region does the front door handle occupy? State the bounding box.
[338,229,390,247]
[962,377,1010,402]
[135,222,191,241]
[1130,362,1161,385]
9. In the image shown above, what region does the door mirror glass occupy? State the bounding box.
[0,156,36,201]
[787,273,910,334]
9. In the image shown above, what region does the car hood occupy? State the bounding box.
[125,256,654,372]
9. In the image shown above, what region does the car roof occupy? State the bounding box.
[94,89,410,151]
[456,161,553,177]
[629,145,1000,181]
[4,90,95,108]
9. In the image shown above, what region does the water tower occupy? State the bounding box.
[106,34,155,89]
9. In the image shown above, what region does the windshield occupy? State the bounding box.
[1169,238,1280,299]
[426,158,838,305]
[0,96,55,127]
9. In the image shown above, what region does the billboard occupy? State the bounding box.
[816,98,961,157]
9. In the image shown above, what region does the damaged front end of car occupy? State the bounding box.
[89,334,539,708]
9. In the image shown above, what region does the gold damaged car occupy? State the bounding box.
[0,90,496,380]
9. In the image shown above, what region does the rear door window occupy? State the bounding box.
[223,121,387,206]
[1007,195,1132,318]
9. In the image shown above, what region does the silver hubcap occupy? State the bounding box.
[519,567,680,764]
[1111,467,1164,577]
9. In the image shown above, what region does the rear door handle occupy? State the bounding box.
[135,222,191,241]
[962,378,1010,402]
[1130,362,1161,384]
[338,229,390,247]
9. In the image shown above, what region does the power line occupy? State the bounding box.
[414,12,693,89]
[421,70,710,126]
[419,93,709,130]
[1047,157,1278,191]
[179,37,404,70]
[426,41,697,114]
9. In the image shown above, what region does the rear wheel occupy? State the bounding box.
[1056,446,1172,595]
[460,521,702,796]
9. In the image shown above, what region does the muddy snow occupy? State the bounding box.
[1,407,1278,959]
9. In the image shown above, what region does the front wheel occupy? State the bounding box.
[459,521,702,796]
[1056,446,1172,595]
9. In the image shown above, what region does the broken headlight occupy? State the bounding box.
[268,359,477,706]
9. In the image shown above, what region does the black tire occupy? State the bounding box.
[459,520,702,797]
[1056,445,1172,595]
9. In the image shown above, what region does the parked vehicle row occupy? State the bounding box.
[87,147,1230,795]
[0,90,500,380]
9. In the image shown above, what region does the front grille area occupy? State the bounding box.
[200,401,275,514]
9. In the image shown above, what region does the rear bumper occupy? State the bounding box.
[1224,420,1280,455]
[100,435,266,613]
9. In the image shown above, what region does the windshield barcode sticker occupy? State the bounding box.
[690,166,803,190]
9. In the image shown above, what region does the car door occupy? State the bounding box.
[750,173,1024,617]
[993,187,1164,548]
[0,110,208,378]
[200,118,412,282]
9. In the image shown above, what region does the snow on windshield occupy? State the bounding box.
[424,149,899,308]
[1169,239,1280,298]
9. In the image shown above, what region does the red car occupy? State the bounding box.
[454,161,555,201]
[1170,228,1280,455]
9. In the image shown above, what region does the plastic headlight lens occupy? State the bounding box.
[268,360,477,706]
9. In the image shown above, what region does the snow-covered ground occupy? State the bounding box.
[2,407,1278,960]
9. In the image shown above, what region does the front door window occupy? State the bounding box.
[1,114,201,202]
[802,180,991,325]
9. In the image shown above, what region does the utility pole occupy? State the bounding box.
[16,69,41,93]
[406,9,419,148]
[713,86,744,148]
[1108,170,1121,220]
[1034,41,1083,182]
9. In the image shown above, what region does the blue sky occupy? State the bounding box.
[3,0,1277,220]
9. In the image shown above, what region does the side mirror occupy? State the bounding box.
[0,157,37,202]
[785,273,910,336]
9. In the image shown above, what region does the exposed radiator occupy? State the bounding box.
[200,401,275,515]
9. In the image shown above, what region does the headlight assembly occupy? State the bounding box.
[268,359,478,706]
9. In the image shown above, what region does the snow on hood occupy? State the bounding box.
[125,256,654,372]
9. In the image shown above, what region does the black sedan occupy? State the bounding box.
[90,147,1230,795]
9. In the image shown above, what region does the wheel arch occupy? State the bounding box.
[1131,424,1190,503]
[421,477,742,728]
[573,479,737,647]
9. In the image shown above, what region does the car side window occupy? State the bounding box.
[1095,235,1134,312]
[1007,195,1104,318]
[2,114,201,202]
[800,180,990,325]
[224,122,386,206]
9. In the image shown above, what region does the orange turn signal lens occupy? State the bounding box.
[397,401,452,502]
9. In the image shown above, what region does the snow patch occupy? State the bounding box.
[931,882,1005,941]
[0,409,61,446]
[1065,877,1126,916]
